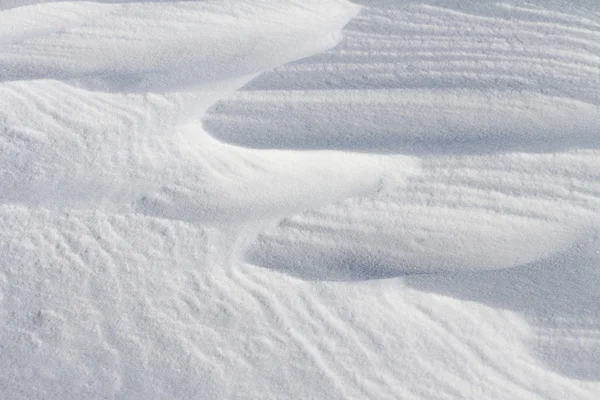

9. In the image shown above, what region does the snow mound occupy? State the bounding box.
[1,0,600,398]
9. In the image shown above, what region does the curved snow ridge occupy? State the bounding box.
[0,0,381,221]
[4,205,598,399]
[131,122,419,223]
[202,0,600,277]
[207,1,600,152]
[1,0,600,397]
[0,0,360,92]
[205,88,600,153]
[0,78,417,221]
[247,153,600,279]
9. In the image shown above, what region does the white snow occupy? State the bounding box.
[1,0,599,398]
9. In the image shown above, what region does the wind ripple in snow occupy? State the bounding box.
[203,0,600,277]
[205,0,600,383]
[206,1,600,153]
[0,0,387,222]
[1,0,600,398]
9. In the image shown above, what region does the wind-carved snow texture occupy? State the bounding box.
[206,0,600,389]
[0,0,599,399]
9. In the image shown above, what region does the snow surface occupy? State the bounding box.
[1,0,599,398]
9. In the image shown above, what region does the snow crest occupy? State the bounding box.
[1,0,600,398]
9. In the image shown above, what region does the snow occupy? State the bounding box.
[0,0,599,398]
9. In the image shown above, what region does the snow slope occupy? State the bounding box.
[1,0,599,398]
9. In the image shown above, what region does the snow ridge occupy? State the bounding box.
[1,0,599,398]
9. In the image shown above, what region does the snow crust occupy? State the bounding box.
[1,0,599,398]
